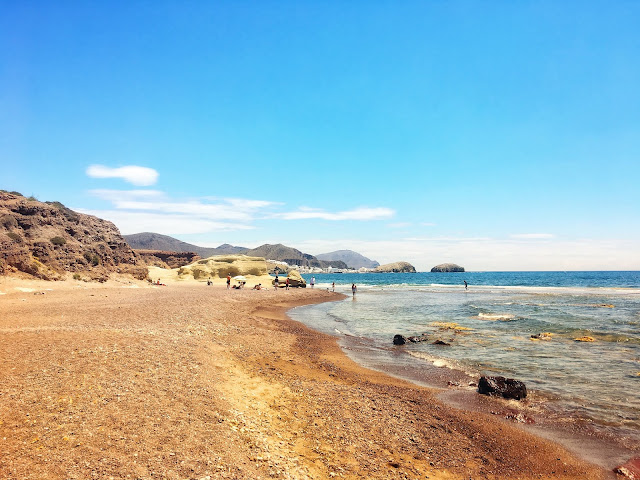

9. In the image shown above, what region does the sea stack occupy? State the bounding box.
[374,261,416,273]
[431,263,465,272]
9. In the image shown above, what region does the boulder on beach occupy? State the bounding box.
[431,263,465,272]
[478,376,527,400]
[273,270,306,288]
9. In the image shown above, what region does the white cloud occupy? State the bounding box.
[86,165,159,186]
[510,233,555,239]
[88,190,278,221]
[75,210,254,235]
[277,206,395,221]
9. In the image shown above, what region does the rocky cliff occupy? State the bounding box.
[0,192,146,280]
[431,263,465,272]
[373,261,416,273]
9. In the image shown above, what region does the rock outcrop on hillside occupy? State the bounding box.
[135,250,200,269]
[0,191,146,280]
[431,263,465,272]
[373,262,416,273]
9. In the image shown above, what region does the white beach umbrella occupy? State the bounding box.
[233,275,247,282]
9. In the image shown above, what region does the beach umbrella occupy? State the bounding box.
[233,275,247,282]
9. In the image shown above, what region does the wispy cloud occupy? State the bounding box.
[86,165,159,186]
[276,206,394,221]
[510,233,555,239]
[75,210,254,235]
[87,189,275,224]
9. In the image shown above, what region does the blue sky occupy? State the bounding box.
[2,1,639,270]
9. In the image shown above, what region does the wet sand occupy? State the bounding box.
[0,278,610,479]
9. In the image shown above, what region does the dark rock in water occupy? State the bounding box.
[431,263,465,273]
[407,334,429,343]
[614,457,640,479]
[393,334,407,345]
[478,376,527,400]
[432,339,451,346]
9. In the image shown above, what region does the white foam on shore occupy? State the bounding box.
[477,313,516,321]
[408,351,455,369]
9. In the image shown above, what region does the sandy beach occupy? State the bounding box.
[0,278,609,479]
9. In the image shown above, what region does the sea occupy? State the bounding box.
[291,271,640,459]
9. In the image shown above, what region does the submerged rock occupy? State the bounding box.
[478,376,527,400]
[394,333,430,345]
[574,336,595,342]
[432,339,451,346]
[408,334,429,343]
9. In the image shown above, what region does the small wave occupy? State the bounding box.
[477,313,516,321]
[408,351,455,369]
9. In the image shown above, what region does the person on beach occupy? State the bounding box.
[464,280,468,290]
[226,274,231,289]
[310,277,315,288]
[332,282,335,292]
[351,283,357,296]
[275,275,279,290]
[285,278,290,290]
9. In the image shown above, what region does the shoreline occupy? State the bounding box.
[0,277,613,479]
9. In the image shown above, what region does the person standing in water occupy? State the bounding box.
[351,283,357,296]
[464,280,468,290]
[310,276,315,288]
[332,282,335,292]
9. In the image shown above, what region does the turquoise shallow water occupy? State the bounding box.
[291,272,640,441]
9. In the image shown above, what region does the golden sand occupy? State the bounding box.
[0,276,606,479]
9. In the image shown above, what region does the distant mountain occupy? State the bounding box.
[123,234,345,269]
[316,250,379,269]
[246,244,347,269]
[214,243,250,255]
[124,232,248,258]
